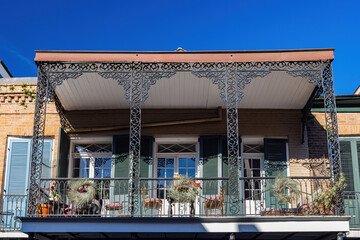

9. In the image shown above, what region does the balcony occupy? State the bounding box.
[25,176,335,218]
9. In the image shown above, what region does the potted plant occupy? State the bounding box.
[38,181,59,217]
[167,174,201,216]
[308,174,346,215]
[270,174,301,211]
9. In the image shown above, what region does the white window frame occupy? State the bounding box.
[154,137,199,178]
[68,137,112,178]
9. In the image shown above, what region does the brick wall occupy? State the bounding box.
[0,83,61,191]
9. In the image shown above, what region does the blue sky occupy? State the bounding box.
[0,0,359,94]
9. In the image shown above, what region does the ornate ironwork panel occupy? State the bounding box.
[27,66,49,216]
[192,63,271,215]
[321,61,343,215]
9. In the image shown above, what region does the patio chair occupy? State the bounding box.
[205,185,226,216]
[141,187,163,216]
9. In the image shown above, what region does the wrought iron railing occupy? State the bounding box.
[0,195,27,231]
[36,177,333,218]
[344,191,360,228]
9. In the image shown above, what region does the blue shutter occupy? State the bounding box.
[6,140,31,195]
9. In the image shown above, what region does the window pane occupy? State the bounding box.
[340,141,354,191]
[74,158,80,168]
[188,158,195,167]
[166,169,174,178]
[188,169,195,178]
[80,158,89,168]
[158,158,165,168]
[103,169,111,178]
[157,169,165,178]
[73,169,79,178]
[166,158,174,168]
[179,168,186,176]
[79,168,89,178]
[179,158,186,168]
[253,159,260,168]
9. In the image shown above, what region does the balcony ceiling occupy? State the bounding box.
[55,71,315,111]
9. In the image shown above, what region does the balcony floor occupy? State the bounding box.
[20,216,350,240]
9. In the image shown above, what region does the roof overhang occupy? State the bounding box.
[35,48,334,63]
[34,49,334,111]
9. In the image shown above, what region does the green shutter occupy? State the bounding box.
[113,135,153,194]
[264,138,287,208]
[113,135,129,195]
[199,136,220,195]
[56,128,70,178]
[140,136,154,178]
[340,141,355,191]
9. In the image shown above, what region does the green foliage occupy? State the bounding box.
[8,85,15,91]
[20,100,27,109]
[309,174,346,215]
[167,174,201,203]
[270,174,301,204]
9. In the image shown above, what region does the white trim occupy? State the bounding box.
[0,232,28,238]
[155,137,198,144]
[69,137,112,178]
[21,218,350,233]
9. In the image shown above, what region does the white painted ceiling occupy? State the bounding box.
[55,71,315,111]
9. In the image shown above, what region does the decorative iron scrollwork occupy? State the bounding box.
[29,59,341,217]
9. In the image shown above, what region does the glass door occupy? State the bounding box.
[243,155,264,215]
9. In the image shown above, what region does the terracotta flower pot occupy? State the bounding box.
[38,204,53,217]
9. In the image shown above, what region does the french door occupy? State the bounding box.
[243,154,265,215]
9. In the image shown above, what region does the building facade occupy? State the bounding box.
[0,50,355,239]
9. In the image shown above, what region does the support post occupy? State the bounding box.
[27,66,49,216]
[321,60,343,215]
[128,68,143,217]
[225,66,241,216]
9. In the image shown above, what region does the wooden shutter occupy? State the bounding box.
[56,128,70,178]
[264,138,288,208]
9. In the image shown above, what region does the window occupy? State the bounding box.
[155,139,198,198]
[71,142,112,178]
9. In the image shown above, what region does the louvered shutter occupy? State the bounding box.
[113,135,153,195]
[56,128,70,178]
[6,140,31,195]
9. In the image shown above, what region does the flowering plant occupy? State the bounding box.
[167,174,201,203]
[46,181,60,201]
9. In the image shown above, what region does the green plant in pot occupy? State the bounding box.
[309,173,346,215]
